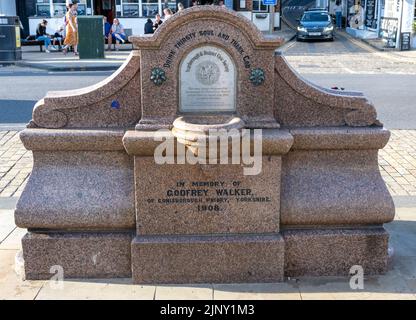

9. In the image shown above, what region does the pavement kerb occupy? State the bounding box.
[14,61,123,72]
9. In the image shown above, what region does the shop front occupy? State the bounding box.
[343,0,415,49]
[20,0,281,36]
[343,0,380,39]
[378,0,415,49]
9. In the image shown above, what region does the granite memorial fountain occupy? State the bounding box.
[14,7,395,283]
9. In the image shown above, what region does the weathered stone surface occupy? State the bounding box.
[30,51,141,129]
[274,53,379,127]
[132,234,284,284]
[280,149,395,226]
[123,129,294,156]
[290,127,390,150]
[20,128,126,151]
[131,6,282,130]
[134,156,282,235]
[15,151,135,230]
[22,232,134,280]
[283,227,389,276]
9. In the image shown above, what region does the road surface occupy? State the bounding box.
[280,32,416,129]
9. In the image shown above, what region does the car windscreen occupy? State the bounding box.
[301,12,330,22]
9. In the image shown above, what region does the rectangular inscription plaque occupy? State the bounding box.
[135,157,281,235]
[179,45,236,112]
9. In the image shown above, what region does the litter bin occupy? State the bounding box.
[0,16,22,62]
[77,16,105,59]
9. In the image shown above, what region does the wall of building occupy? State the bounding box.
[20,0,282,36]
[16,0,38,37]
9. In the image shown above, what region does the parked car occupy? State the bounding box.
[296,10,334,41]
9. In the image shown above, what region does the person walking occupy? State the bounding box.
[63,2,78,55]
[108,18,126,51]
[334,0,343,29]
[36,20,52,53]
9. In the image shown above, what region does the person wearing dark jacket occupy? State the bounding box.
[153,14,163,32]
[144,19,154,34]
[36,20,52,53]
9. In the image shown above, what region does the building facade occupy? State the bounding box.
[326,0,415,49]
[14,0,281,38]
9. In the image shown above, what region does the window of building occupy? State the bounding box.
[52,0,66,16]
[252,0,268,13]
[233,0,247,10]
[163,0,177,13]
[123,1,140,16]
[35,0,88,17]
[142,0,159,17]
[36,0,51,17]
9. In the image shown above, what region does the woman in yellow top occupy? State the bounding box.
[63,2,78,55]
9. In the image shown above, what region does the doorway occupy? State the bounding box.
[94,0,116,23]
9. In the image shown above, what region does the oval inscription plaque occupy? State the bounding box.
[179,45,236,113]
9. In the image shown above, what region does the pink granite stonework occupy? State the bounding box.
[15,7,394,283]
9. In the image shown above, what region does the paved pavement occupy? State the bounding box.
[12,46,129,72]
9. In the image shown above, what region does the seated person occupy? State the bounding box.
[103,16,111,46]
[52,26,64,50]
[153,14,163,32]
[36,19,52,53]
[144,18,154,34]
[108,18,126,51]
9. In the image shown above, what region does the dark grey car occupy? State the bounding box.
[296,10,334,41]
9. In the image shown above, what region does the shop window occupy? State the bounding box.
[142,0,159,17]
[233,0,247,10]
[252,0,268,13]
[123,1,140,17]
[53,0,66,16]
[78,3,87,15]
[163,0,177,13]
[36,0,51,17]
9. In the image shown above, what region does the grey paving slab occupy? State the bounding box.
[0,210,16,243]
[35,278,156,300]
[155,284,213,300]
[213,283,301,300]
[0,249,44,300]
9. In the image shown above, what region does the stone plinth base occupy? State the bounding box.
[21,228,389,281]
[283,227,389,277]
[22,232,134,280]
[131,234,285,284]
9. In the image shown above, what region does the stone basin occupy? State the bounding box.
[172,115,245,155]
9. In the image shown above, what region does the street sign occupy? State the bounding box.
[262,0,277,5]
